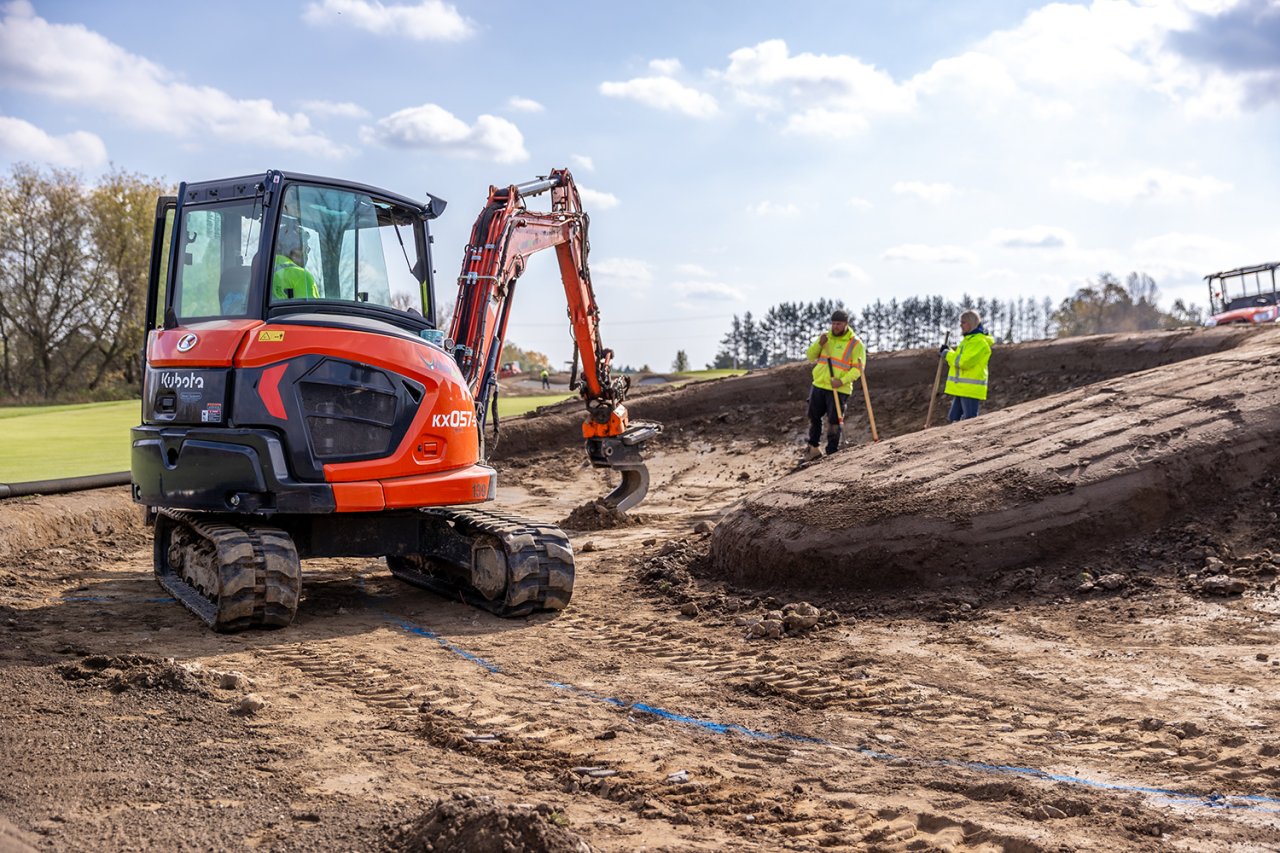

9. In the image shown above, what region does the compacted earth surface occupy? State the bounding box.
[2,326,1279,852]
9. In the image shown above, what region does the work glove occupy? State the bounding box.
[938,345,949,358]
[818,333,828,347]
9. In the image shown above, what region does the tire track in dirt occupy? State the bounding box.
[250,625,1047,851]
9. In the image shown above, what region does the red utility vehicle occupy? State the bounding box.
[131,168,657,630]
[1205,262,1279,326]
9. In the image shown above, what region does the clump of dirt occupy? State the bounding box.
[559,499,643,532]
[388,793,591,853]
[631,539,843,638]
[633,538,704,600]
[57,654,209,694]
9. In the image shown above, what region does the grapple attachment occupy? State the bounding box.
[585,422,661,513]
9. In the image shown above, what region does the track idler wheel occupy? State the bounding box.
[153,509,302,632]
[388,508,574,617]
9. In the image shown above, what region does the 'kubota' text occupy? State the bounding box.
[158,371,205,390]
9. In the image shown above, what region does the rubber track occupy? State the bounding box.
[388,506,574,616]
[154,508,301,632]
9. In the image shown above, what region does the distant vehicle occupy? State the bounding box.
[1205,262,1279,326]
[498,361,522,378]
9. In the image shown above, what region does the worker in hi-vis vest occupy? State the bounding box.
[804,308,866,460]
[941,310,994,422]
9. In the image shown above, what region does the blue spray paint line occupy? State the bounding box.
[392,618,502,674]
[546,681,825,744]
[939,758,1280,813]
[389,618,1280,816]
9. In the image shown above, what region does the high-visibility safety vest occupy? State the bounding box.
[944,329,994,400]
[806,329,866,393]
[271,255,320,300]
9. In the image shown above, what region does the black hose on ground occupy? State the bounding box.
[0,472,131,499]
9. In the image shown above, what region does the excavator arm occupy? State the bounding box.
[449,168,660,511]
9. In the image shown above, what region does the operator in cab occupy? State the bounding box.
[272,219,320,300]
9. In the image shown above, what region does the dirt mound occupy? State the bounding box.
[709,328,1280,590]
[558,499,642,531]
[389,793,591,853]
[58,654,210,694]
[0,487,140,559]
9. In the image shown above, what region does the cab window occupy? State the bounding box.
[274,184,426,315]
[172,199,263,319]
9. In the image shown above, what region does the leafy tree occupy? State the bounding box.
[0,164,96,398]
[87,167,169,389]
[672,349,689,372]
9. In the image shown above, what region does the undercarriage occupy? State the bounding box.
[152,506,575,631]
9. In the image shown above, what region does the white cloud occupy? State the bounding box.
[892,181,956,204]
[360,103,528,162]
[599,76,718,118]
[649,58,682,76]
[577,185,619,210]
[302,0,474,41]
[882,244,979,264]
[674,280,744,301]
[827,262,870,283]
[508,96,544,113]
[745,200,799,217]
[0,3,344,156]
[847,196,873,210]
[909,1,1262,119]
[592,258,651,281]
[719,39,913,133]
[675,263,714,278]
[783,107,869,138]
[1054,165,1232,204]
[570,154,594,172]
[0,116,106,168]
[1132,231,1234,258]
[990,226,1075,249]
[299,99,370,119]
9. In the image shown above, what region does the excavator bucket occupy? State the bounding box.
[585,423,661,513]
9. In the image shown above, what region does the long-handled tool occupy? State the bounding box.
[826,354,844,426]
[924,331,951,428]
[860,368,880,442]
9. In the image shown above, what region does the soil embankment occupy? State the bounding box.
[710,328,1280,589]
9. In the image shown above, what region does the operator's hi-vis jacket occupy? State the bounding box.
[806,329,866,394]
[944,326,995,400]
[271,254,320,300]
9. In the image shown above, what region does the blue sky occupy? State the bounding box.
[2,0,1278,370]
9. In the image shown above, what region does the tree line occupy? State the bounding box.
[0,164,1209,401]
[710,274,1204,369]
[0,164,168,401]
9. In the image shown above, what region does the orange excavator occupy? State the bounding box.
[131,167,658,631]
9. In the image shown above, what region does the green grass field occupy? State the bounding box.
[0,394,576,483]
[1,400,138,481]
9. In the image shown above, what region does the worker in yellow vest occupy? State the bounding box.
[941,310,994,422]
[804,308,866,459]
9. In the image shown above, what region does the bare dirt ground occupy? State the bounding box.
[2,326,1279,852]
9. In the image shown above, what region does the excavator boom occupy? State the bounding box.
[449,168,659,510]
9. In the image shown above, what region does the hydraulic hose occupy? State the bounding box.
[0,471,130,499]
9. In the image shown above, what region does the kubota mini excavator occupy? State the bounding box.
[131,168,658,631]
